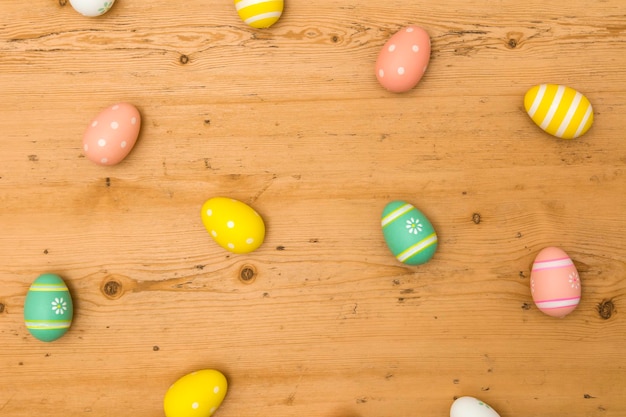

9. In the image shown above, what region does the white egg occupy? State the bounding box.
[450,396,501,417]
[69,0,116,17]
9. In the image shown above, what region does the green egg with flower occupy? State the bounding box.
[23,273,74,342]
[381,201,438,265]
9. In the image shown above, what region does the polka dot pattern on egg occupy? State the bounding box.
[201,197,266,254]
[82,102,141,166]
[375,25,432,93]
[163,369,228,417]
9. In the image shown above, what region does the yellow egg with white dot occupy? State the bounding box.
[234,0,284,29]
[201,197,265,254]
[164,369,228,417]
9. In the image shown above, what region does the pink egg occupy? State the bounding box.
[82,103,141,166]
[530,247,581,318]
[375,25,431,93]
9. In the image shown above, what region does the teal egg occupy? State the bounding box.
[24,273,73,342]
[381,201,438,265]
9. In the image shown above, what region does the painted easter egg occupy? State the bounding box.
[201,197,265,254]
[164,369,228,417]
[530,246,581,318]
[376,25,431,93]
[381,201,438,265]
[450,396,501,417]
[524,84,594,139]
[69,0,115,17]
[234,0,284,29]
[23,273,73,342]
[82,103,141,166]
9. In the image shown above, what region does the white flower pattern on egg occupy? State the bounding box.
[406,217,423,235]
[51,297,67,315]
[569,271,580,289]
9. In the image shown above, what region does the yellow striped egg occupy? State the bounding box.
[524,84,593,139]
[234,0,283,29]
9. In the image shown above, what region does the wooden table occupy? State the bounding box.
[1,1,625,416]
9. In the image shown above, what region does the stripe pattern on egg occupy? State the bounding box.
[530,247,581,318]
[381,201,438,265]
[234,0,284,28]
[24,273,74,342]
[524,84,593,139]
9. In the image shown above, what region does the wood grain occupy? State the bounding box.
[1,0,625,416]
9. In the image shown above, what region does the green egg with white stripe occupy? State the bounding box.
[381,201,438,265]
[24,273,73,342]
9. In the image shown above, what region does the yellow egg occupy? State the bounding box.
[234,0,284,29]
[524,84,594,139]
[201,197,265,254]
[164,369,228,417]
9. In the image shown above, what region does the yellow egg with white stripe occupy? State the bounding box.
[524,84,593,139]
[235,0,283,29]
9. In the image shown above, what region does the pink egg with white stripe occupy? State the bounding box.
[530,246,581,318]
[82,103,141,166]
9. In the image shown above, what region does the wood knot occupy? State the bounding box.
[179,54,189,65]
[153,345,160,351]
[239,265,257,284]
[472,213,481,224]
[331,35,339,43]
[101,277,123,299]
[597,299,615,320]
[0,303,5,313]
[59,0,67,6]
[505,32,524,49]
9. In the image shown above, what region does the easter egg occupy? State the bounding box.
[23,273,73,342]
[82,103,141,166]
[530,246,581,318]
[164,369,228,417]
[376,25,431,93]
[69,0,115,17]
[201,197,265,254]
[450,396,501,417]
[524,84,593,139]
[381,201,438,265]
[234,0,284,29]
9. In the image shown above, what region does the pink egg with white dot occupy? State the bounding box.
[375,25,431,93]
[82,102,141,166]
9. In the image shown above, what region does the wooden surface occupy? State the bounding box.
[1,0,625,416]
